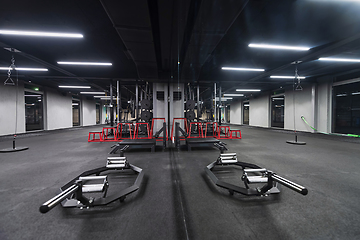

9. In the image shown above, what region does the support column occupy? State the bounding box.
[136,82,139,122]
[110,80,114,127]
[214,82,216,122]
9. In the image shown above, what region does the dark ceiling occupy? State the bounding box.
[1,0,360,103]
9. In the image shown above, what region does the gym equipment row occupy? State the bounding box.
[170,118,241,141]
[205,153,308,196]
[88,118,168,142]
[39,156,144,213]
[40,151,308,214]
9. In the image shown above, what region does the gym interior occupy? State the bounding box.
[1,1,360,239]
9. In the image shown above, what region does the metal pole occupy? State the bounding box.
[117,80,119,123]
[136,82,139,122]
[197,85,200,121]
[219,85,222,125]
[214,82,216,122]
[110,80,114,127]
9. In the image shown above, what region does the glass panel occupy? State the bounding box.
[72,101,80,126]
[334,82,360,135]
[96,104,100,124]
[25,91,43,131]
[271,96,284,128]
[243,102,249,125]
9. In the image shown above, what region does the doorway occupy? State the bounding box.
[25,91,43,131]
[72,100,80,126]
[271,96,284,128]
[243,102,249,125]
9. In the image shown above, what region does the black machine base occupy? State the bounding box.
[205,153,308,197]
[39,157,144,213]
[286,140,306,145]
[0,146,29,153]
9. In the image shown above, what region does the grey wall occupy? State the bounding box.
[284,85,314,132]
[44,89,72,130]
[82,98,96,126]
[316,78,333,134]
[0,82,26,136]
[229,81,332,133]
[249,94,270,128]
[230,100,242,125]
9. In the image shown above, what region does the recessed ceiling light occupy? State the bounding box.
[318,58,360,62]
[236,89,261,92]
[0,67,48,71]
[0,30,83,38]
[80,92,106,95]
[58,86,91,89]
[222,67,265,72]
[57,62,112,66]
[248,43,310,51]
[223,94,244,97]
[270,76,306,79]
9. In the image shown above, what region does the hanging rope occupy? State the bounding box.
[295,65,303,91]
[4,56,16,86]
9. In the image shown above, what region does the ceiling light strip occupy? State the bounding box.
[270,76,306,79]
[80,92,106,95]
[248,44,310,51]
[58,86,91,89]
[223,94,244,97]
[57,62,112,66]
[236,89,261,92]
[222,67,265,72]
[0,67,48,71]
[0,30,83,38]
[318,58,360,63]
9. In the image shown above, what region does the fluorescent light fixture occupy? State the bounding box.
[57,62,112,66]
[24,95,42,97]
[58,86,91,89]
[351,92,360,95]
[80,92,106,95]
[213,97,233,101]
[318,58,360,63]
[0,30,83,38]
[336,94,347,97]
[236,89,261,92]
[272,98,284,100]
[223,93,244,97]
[248,43,310,51]
[222,67,264,72]
[244,104,250,107]
[72,103,79,106]
[0,67,48,71]
[270,76,306,79]
[93,96,119,100]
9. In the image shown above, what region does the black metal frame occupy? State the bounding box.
[40,163,144,213]
[205,155,308,196]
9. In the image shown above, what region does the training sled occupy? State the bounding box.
[39,156,144,213]
[205,153,308,196]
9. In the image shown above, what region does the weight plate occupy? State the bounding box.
[141,110,151,121]
[141,99,151,110]
[186,110,195,121]
[186,100,195,110]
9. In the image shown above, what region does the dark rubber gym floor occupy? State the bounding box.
[0,125,359,240]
